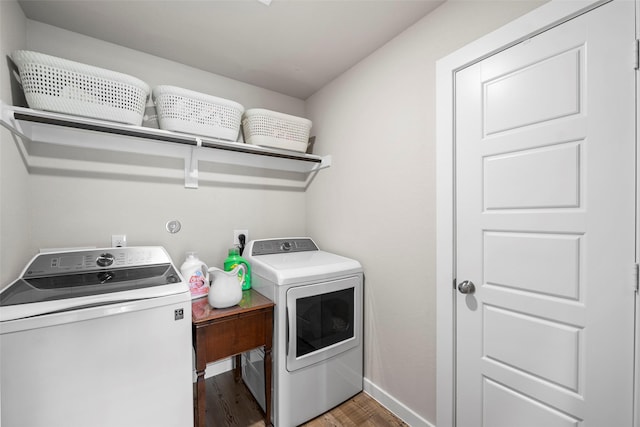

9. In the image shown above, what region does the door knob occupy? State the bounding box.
[458,280,476,294]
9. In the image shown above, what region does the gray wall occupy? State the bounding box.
[305,1,546,423]
[1,1,547,425]
[0,10,309,283]
[1,0,29,283]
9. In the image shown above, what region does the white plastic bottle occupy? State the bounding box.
[180,252,209,299]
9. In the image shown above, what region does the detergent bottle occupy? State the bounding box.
[180,252,209,299]
[223,247,251,290]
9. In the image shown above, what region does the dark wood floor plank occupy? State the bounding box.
[204,371,409,427]
[206,370,265,426]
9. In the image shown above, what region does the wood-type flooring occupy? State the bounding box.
[201,371,409,427]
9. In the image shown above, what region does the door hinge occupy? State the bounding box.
[634,39,639,70]
[634,263,639,293]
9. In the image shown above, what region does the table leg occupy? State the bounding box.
[234,354,242,382]
[195,368,206,427]
[264,346,272,426]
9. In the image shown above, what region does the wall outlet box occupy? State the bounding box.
[233,229,248,245]
[111,234,127,247]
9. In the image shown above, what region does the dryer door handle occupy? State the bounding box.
[285,306,290,356]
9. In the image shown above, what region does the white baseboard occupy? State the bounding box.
[205,357,233,378]
[363,377,435,427]
[191,356,233,382]
[189,357,434,427]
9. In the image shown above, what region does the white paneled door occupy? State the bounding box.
[454,1,636,426]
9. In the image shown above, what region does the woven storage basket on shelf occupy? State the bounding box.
[242,109,312,153]
[153,85,244,141]
[11,50,150,125]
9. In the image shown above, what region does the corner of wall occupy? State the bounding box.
[1,0,31,287]
[363,378,436,427]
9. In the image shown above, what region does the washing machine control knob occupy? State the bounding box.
[96,253,115,267]
[281,241,292,251]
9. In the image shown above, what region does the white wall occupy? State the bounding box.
[0,8,309,286]
[1,1,551,425]
[305,1,547,424]
[25,20,306,116]
[0,0,30,284]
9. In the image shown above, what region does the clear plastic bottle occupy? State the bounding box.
[180,252,209,299]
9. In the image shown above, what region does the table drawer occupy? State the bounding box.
[195,309,271,361]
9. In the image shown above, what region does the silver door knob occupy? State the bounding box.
[458,280,476,294]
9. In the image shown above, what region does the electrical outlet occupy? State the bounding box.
[111,234,127,248]
[233,229,249,246]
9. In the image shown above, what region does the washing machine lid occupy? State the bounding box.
[0,247,188,322]
[245,238,362,285]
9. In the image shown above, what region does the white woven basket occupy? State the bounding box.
[242,109,312,153]
[153,85,244,141]
[11,50,150,125]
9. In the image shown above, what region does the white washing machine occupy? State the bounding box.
[242,237,363,427]
[0,247,193,427]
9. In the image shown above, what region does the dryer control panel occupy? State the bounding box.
[249,238,318,256]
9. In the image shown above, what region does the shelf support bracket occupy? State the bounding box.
[319,155,332,170]
[0,100,28,140]
[185,138,202,189]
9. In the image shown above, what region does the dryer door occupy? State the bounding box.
[286,275,362,372]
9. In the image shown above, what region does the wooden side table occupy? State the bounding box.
[192,289,274,427]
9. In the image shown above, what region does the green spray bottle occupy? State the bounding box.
[224,247,251,290]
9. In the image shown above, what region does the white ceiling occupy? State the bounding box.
[17,0,445,99]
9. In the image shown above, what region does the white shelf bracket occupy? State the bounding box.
[320,155,332,169]
[0,100,27,140]
[185,138,202,189]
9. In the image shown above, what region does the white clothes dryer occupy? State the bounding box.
[242,237,363,427]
